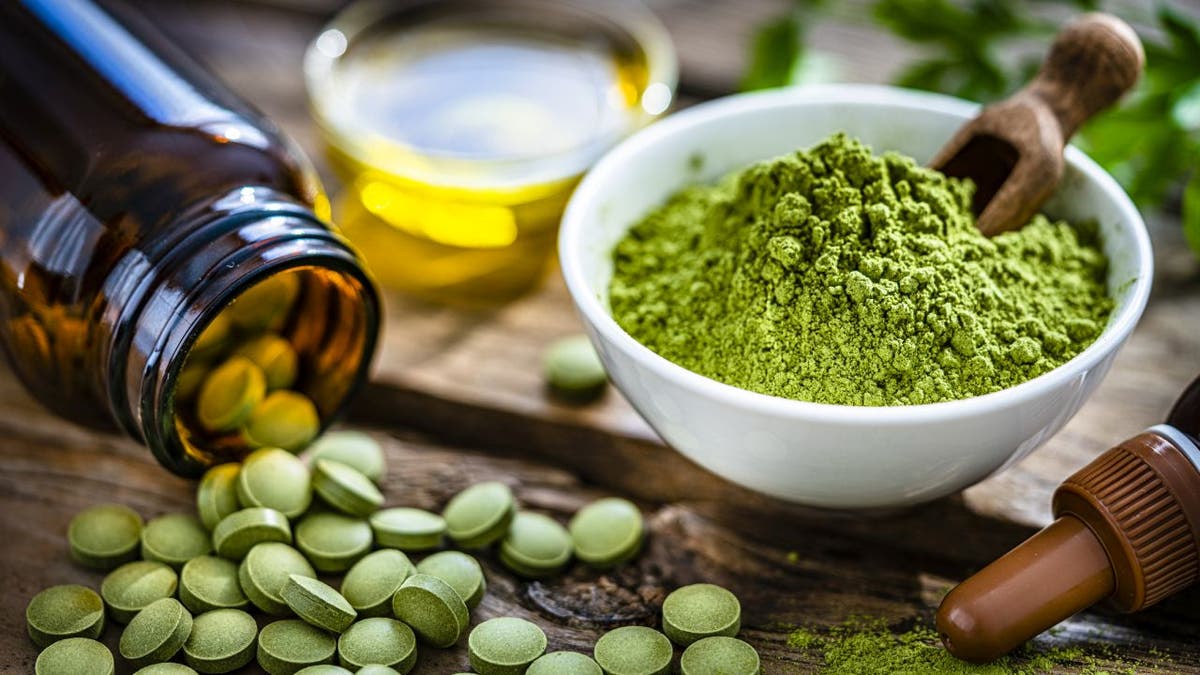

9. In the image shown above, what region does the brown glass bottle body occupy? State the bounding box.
[0,0,380,474]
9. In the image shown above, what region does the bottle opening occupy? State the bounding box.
[168,265,374,467]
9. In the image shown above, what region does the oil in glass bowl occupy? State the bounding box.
[305,0,676,301]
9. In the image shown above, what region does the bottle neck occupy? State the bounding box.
[1167,374,1200,439]
[104,187,379,475]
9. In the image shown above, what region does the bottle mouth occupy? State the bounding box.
[115,207,380,476]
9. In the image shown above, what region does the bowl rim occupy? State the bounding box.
[559,83,1154,425]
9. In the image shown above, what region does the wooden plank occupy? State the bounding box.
[1,367,1197,673]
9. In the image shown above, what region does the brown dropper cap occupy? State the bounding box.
[937,431,1200,662]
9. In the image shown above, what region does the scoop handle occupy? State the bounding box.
[1028,13,1144,139]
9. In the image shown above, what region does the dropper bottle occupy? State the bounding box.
[937,375,1200,662]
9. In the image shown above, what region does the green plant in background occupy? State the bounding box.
[1078,6,1200,253]
[872,0,1062,101]
[741,0,835,90]
[742,1,1200,257]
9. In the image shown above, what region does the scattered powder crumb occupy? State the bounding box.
[786,618,1160,674]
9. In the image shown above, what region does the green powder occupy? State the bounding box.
[787,619,1149,674]
[610,134,1113,405]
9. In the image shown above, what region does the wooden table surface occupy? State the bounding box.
[3,1,1200,673]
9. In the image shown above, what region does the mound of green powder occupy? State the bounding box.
[610,134,1113,405]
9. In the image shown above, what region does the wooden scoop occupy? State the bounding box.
[929,13,1143,236]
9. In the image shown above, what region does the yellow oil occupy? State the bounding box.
[312,20,655,301]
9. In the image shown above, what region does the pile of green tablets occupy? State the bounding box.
[26,424,760,674]
[26,431,399,673]
[437,482,646,580]
[177,274,321,453]
[583,583,760,675]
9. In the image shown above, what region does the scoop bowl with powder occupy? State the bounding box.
[559,85,1152,508]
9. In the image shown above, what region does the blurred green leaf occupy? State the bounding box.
[874,0,1032,44]
[1077,5,1200,209]
[1171,80,1200,131]
[1160,4,1200,58]
[893,58,955,91]
[871,0,1042,100]
[740,13,802,91]
[741,1,839,92]
[1184,172,1200,258]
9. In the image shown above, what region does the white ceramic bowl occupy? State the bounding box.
[559,84,1153,509]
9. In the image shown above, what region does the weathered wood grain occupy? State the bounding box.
[2,364,1199,673]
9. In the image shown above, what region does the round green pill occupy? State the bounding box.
[391,573,469,648]
[176,363,209,401]
[527,651,603,675]
[197,464,241,531]
[243,390,321,453]
[100,560,179,624]
[544,335,608,401]
[661,583,741,646]
[499,512,572,579]
[468,617,547,675]
[119,598,193,668]
[257,619,338,675]
[369,507,445,551]
[68,503,143,570]
[281,574,357,633]
[294,666,352,675]
[25,584,105,649]
[356,668,401,675]
[303,432,385,483]
[569,498,644,569]
[341,549,414,617]
[134,664,199,674]
[237,448,313,518]
[34,637,114,675]
[295,667,352,675]
[197,356,267,433]
[180,556,248,613]
[183,608,258,674]
[415,550,486,609]
[190,312,232,360]
[212,507,292,560]
[226,272,300,332]
[313,460,383,517]
[680,636,761,675]
[337,618,417,671]
[594,626,673,675]
[239,542,316,615]
[295,510,372,573]
[442,481,516,548]
[234,334,299,391]
[142,513,212,569]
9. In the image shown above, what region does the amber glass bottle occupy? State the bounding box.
[0,0,380,475]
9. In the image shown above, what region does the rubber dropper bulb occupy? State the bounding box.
[938,429,1200,662]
